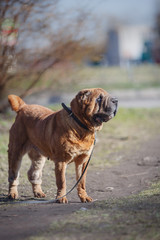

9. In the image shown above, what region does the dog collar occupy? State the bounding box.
[61,103,89,131]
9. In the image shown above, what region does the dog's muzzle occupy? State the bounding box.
[93,96,118,125]
[110,97,118,116]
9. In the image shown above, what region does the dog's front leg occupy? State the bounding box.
[55,161,68,203]
[75,161,93,203]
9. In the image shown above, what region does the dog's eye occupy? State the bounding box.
[96,95,102,104]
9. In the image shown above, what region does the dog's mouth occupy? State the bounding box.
[93,113,111,125]
[93,109,117,125]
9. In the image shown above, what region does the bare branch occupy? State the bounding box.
[0,0,95,111]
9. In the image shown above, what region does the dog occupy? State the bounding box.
[8,88,118,203]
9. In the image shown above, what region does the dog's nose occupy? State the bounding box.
[111,97,118,104]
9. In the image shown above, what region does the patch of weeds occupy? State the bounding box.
[28,237,47,240]
[139,181,160,197]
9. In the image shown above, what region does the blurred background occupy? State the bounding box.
[0,0,160,110]
[1,1,160,219]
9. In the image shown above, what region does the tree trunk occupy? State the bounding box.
[0,85,9,113]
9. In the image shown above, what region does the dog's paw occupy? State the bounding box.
[56,196,68,204]
[80,195,93,203]
[8,191,19,200]
[32,184,46,198]
[34,191,46,198]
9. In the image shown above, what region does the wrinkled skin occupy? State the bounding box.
[8,88,118,203]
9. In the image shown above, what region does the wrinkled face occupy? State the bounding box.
[71,88,118,129]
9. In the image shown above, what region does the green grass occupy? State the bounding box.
[69,64,160,91]
[5,65,160,95]
[28,181,160,240]
[140,181,160,197]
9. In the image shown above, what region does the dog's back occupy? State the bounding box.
[8,95,57,153]
[8,95,54,117]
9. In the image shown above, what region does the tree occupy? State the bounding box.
[0,0,94,112]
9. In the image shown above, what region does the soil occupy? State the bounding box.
[0,134,160,240]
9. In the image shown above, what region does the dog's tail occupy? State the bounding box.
[8,95,25,112]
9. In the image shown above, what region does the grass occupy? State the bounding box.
[69,64,160,91]
[5,64,160,96]
[28,181,160,240]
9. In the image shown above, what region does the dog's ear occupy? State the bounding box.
[70,90,91,112]
[76,90,91,102]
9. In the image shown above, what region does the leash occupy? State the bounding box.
[5,104,96,205]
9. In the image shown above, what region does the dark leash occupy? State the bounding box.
[5,103,96,205]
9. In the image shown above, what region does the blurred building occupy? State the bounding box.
[105,29,120,66]
[105,24,152,65]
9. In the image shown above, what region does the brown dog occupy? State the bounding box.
[8,88,118,203]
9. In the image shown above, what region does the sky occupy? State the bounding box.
[59,0,158,26]
[57,0,159,59]
[19,0,159,51]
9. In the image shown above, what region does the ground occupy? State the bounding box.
[0,81,160,239]
[0,131,160,239]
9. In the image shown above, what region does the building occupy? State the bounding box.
[105,24,152,65]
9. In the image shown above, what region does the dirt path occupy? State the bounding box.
[0,135,160,240]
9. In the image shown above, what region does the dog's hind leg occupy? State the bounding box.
[8,149,23,199]
[27,149,46,198]
[8,122,27,199]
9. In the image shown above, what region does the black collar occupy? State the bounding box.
[61,103,89,131]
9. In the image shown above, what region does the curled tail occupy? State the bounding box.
[8,95,25,112]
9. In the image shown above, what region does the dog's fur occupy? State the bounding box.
[8,88,118,203]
